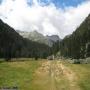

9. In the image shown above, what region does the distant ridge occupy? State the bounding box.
[17,30,61,47]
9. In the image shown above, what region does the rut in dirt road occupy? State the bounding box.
[33,60,80,90]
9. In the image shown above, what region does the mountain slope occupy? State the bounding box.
[0,19,52,60]
[17,30,61,47]
[0,19,24,59]
[46,35,60,42]
[59,14,90,59]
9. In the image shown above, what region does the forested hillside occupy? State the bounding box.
[0,13,90,60]
[0,19,52,60]
[58,14,90,59]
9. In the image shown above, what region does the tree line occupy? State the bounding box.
[0,19,52,61]
[52,14,90,59]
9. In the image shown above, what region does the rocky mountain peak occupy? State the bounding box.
[17,30,61,47]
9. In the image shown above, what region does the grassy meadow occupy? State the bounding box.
[66,63,90,90]
[0,59,90,90]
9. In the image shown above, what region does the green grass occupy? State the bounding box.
[62,60,90,90]
[0,59,90,90]
[0,59,42,90]
[71,64,90,90]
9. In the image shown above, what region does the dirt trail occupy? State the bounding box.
[33,60,80,90]
[60,63,80,90]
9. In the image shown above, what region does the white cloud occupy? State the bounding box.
[0,0,90,38]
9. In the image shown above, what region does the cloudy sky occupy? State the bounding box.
[0,0,90,38]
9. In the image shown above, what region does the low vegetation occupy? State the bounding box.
[0,59,42,90]
[62,60,90,90]
[0,59,90,90]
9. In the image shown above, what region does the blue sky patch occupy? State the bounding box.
[0,0,3,4]
[27,0,86,8]
[50,0,85,8]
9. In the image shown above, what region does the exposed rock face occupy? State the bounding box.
[17,30,61,47]
[46,35,61,42]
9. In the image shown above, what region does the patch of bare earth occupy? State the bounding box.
[33,60,80,90]
[60,62,80,90]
